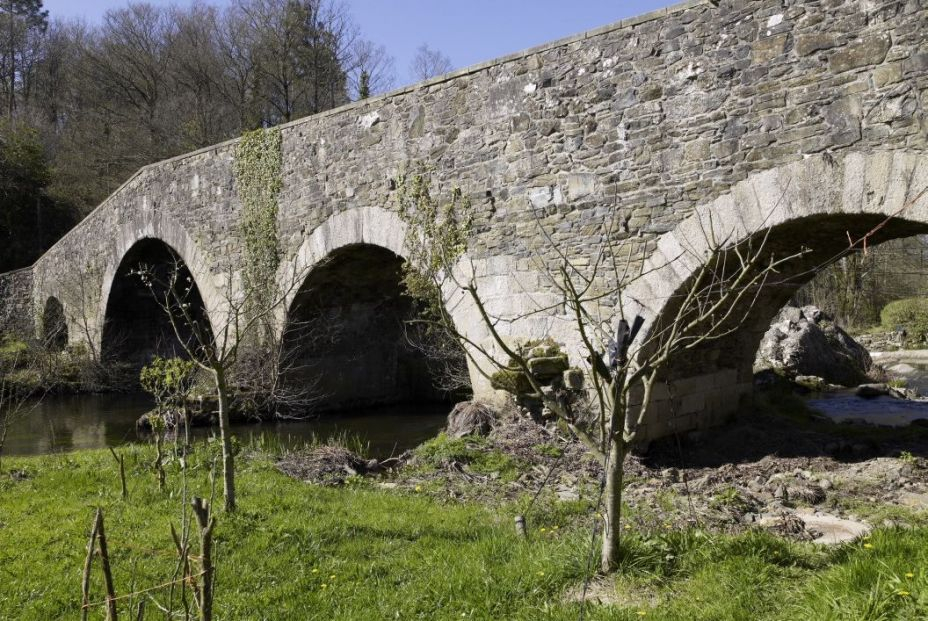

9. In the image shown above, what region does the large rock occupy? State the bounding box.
[446,401,497,438]
[754,305,871,387]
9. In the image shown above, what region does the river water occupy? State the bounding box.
[808,358,928,427]
[3,393,450,459]
[9,358,928,459]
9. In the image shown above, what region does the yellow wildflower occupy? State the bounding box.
[905,572,915,578]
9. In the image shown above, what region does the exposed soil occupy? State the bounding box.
[278,396,928,543]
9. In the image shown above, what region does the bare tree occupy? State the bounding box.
[237,0,349,124]
[409,43,451,81]
[169,2,237,149]
[394,167,807,572]
[0,0,48,118]
[136,256,309,512]
[347,38,394,99]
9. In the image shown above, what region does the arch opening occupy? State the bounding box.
[644,214,928,429]
[41,296,67,352]
[101,238,212,370]
[280,243,470,414]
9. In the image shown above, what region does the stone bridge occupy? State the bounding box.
[1,0,927,438]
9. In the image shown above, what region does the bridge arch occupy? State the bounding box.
[277,206,469,413]
[277,206,408,313]
[98,215,218,366]
[623,151,928,438]
[41,296,68,351]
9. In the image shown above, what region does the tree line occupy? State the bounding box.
[0,0,453,273]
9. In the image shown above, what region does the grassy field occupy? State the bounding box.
[1,444,927,620]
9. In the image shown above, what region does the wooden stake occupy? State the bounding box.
[81,509,102,621]
[191,497,215,621]
[110,448,128,500]
[94,508,119,621]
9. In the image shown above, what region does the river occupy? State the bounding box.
[8,356,928,459]
[2,393,450,459]
[807,356,928,427]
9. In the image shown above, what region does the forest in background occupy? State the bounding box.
[0,0,407,273]
[1,0,925,327]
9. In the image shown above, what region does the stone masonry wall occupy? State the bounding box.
[0,0,924,437]
[0,268,34,339]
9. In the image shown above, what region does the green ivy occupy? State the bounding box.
[394,163,474,320]
[234,127,283,310]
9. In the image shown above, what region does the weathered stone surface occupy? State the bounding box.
[752,34,788,64]
[829,35,892,73]
[0,268,33,338]
[527,355,569,378]
[754,306,872,387]
[795,34,836,57]
[823,96,862,146]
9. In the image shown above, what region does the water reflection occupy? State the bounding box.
[4,393,450,459]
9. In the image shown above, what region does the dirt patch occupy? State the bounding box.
[277,446,383,486]
[278,399,928,541]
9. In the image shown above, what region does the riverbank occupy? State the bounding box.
[2,404,928,619]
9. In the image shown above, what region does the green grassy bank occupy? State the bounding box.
[1,445,926,620]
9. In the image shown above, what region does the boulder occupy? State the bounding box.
[446,401,497,438]
[856,383,889,398]
[754,305,872,387]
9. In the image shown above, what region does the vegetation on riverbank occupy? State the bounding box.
[2,437,927,620]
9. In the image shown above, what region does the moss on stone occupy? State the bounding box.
[490,368,533,395]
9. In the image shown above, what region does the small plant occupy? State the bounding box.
[709,486,752,513]
[887,378,907,389]
[414,433,487,465]
[413,433,523,481]
[899,450,916,466]
[533,443,563,459]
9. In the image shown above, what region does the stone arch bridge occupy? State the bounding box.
[1,0,927,438]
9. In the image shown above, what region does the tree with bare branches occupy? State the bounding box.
[409,43,451,81]
[135,257,309,513]
[394,166,806,572]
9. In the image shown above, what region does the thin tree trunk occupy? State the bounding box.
[154,434,165,492]
[214,369,235,512]
[600,436,625,573]
[600,381,625,573]
[8,0,15,119]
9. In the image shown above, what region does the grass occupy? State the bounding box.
[1,446,928,620]
[414,432,526,481]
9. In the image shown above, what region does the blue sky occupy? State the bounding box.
[44,0,675,85]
